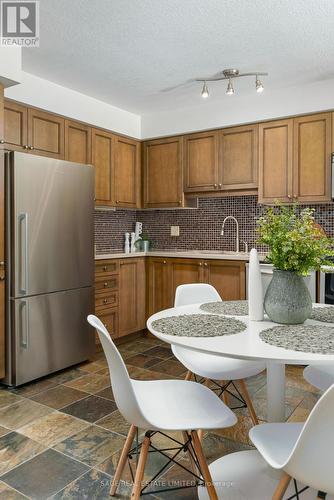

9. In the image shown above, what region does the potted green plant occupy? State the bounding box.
[134,233,153,252]
[257,204,334,324]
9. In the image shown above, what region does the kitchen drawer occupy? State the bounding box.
[95,275,119,293]
[98,307,119,339]
[95,291,118,311]
[95,260,119,277]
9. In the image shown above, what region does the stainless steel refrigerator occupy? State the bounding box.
[4,151,95,386]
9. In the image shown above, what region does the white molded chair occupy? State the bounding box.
[172,284,265,427]
[303,363,334,392]
[249,383,334,499]
[87,314,237,500]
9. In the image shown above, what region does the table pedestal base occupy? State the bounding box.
[197,450,332,500]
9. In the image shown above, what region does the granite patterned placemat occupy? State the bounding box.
[311,307,334,324]
[260,325,334,354]
[200,300,248,316]
[151,314,247,337]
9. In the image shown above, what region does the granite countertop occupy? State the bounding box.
[95,250,268,261]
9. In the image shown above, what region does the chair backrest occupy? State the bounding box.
[87,315,150,428]
[174,283,222,307]
[284,383,334,494]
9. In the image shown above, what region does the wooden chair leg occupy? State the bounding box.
[237,379,259,426]
[191,430,218,500]
[221,380,230,406]
[110,424,137,496]
[131,434,150,500]
[272,472,291,500]
[197,429,204,441]
[185,370,193,381]
[182,431,199,476]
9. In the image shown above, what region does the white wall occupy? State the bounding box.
[5,71,141,138]
[141,78,334,139]
[0,47,22,87]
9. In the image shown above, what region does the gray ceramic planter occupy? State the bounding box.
[264,270,312,324]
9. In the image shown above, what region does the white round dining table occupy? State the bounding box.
[147,303,334,423]
[148,303,334,499]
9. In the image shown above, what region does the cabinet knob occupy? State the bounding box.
[0,261,4,266]
[29,146,34,150]
[214,184,218,188]
[116,201,119,204]
[0,139,4,144]
[163,260,167,264]
[23,145,29,149]
[218,183,222,188]
[104,323,108,328]
[294,194,298,199]
[204,262,208,267]
[103,299,108,304]
[103,266,107,271]
[199,262,203,266]
[0,276,5,281]
[288,195,292,199]
[104,282,108,287]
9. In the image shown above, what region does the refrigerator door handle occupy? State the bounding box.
[19,300,29,348]
[18,213,29,294]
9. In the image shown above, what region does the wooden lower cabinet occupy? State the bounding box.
[147,258,173,316]
[95,257,146,344]
[147,257,246,315]
[204,260,246,300]
[119,258,146,337]
[169,258,205,299]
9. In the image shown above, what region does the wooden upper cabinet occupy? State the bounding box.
[113,135,140,208]
[293,113,331,203]
[258,119,293,204]
[143,137,183,208]
[92,128,113,206]
[183,131,219,192]
[220,124,258,190]
[4,100,28,151]
[65,120,91,164]
[28,108,64,159]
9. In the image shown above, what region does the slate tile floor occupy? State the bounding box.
[0,334,320,499]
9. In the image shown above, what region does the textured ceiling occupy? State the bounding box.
[22,0,334,114]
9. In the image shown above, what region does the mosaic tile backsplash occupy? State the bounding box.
[94,196,334,254]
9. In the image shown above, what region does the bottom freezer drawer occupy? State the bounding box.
[11,287,94,386]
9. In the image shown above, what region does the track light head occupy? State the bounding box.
[201,81,209,98]
[226,79,234,95]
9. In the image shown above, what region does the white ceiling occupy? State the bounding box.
[22,0,334,115]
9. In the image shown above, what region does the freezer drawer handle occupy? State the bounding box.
[19,300,29,348]
[18,213,29,294]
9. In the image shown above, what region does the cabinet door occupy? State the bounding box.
[92,128,113,205]
[4,100,28,151]
[65,120,91,164]
[98,308,118,341]
[169,258,204,302]
[183,131,219,192]
[220,124,258,190]
[147,258,172,316]
[205,260,246,300]
[258,119,293,204]
[119,259,146,337]
[113,135,140,208]
[144,137,183,208]
[293,113,332,203]
[28,108,64,158]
